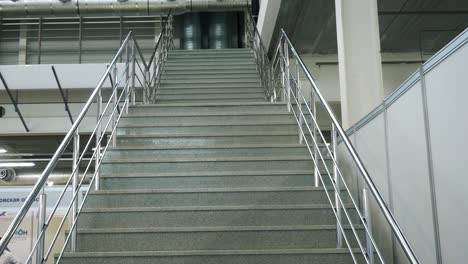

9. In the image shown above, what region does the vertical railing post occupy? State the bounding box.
[95,88,102,191]
[284,41,291,112]
[131,40,136,105]
[112,66,118,148]
[311,87,319,187]
[70,130,79,251]
[363,188,375,264]
[280,44,286,103]
[125,44,130,114]
[35,189,46,264]
[296,59,303,144]
[332,124,343,248]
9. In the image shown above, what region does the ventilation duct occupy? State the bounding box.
[0,0,251,17]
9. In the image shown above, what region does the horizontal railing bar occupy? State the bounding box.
[290,93,373,263]
[292,81,386,262]
[289,105,359,264]
[0,31,134,255]
[280,29,419,264]
[56,89,130,264]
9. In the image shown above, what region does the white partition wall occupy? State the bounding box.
[340,28,468,264]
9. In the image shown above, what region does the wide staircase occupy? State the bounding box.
[59,49,359,263]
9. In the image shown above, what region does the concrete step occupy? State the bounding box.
[154,98,265,104]
[74,225,363,252]
[85,187,335,208]
[159,82,261,89]
[168,55,254,61]
[128,102,288,115]
[105,144,307,158]
[164,64,258,71]
[163,69,257,75]
[117,122,298,134]
[78,204,356,229]
[156,88,263,94]
[100,156,315,174]
[164,60,256,66]
[154,93,265,100]
[59,248,360,264]
[120,113,293,125]
[160,78,261,85]
[114,131,300,146]
[100,170,333,190]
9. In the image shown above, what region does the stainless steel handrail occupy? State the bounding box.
[0,11,173,262]
[245,8,275,101]
[246,11,419,263]
[278,30,420,263]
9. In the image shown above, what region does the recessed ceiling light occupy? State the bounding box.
[0,162,36,168]
[0,149,7,154]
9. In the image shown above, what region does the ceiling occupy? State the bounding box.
[272,0,468,54]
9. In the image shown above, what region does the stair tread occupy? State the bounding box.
[130,102,285,107]
[109,143,304,150]
[100,170,320,178]
[116,131,299,138]
[82,204,339,213]
[89,186,328,195]
[124,112,289,118]
[103,156,311,163]
[117,120,295,128]
[62,248,357,257]
[76,225,361,233]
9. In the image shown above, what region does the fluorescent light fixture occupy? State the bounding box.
[0,149,7,154]
[0,162,36,168]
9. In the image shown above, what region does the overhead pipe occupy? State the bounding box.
[0,0,251,18]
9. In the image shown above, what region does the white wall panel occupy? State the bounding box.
[386,82,437,264]
[424,42,468,264]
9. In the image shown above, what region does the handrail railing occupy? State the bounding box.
[246,12,420,264]
[0,10,173,263]
[245,8,275,101]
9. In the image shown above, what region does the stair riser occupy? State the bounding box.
[157,88,263,94]
[78,208,356,228]
[165,61,256,67]
[164,65,258,71]
[160,79,261,85]
[75,229,363,252]
[59,253,358,264]
[120,115,293,124]
[128,104,288,115]
[161,73,260,80]
[164,69,256,75]
[85,190,328,208]
[100,160,315,174]
[160,82,261,89]
[168,55,253,61]
[116,124,298,135]
[115,135,299,146]
[155,98,264,104]
[105,146,308,158]
[100,174,333,190]
[155,93,265,100]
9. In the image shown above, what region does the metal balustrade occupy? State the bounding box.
[0,11,173,264]
[246,9,420,264]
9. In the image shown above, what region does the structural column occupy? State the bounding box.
[335,0,384,129]
[256,0,281,50]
